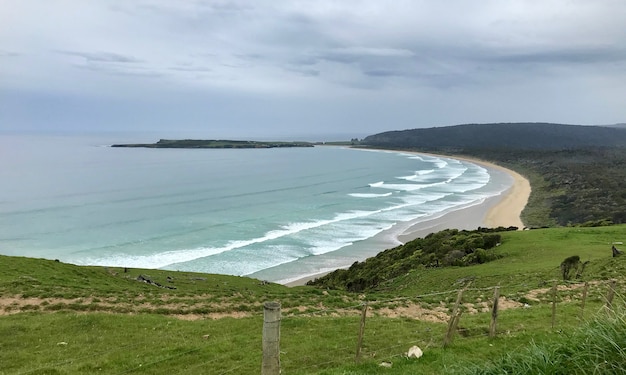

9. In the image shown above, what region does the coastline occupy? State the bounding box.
[285,152,531,287]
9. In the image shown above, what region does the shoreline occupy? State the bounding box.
[284,152,531,287]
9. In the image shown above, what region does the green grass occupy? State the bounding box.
[380,225,626,298]
[1,225,625,374]
[463,309,626,375]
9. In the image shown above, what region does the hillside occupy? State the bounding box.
[2,226,625,374]
[362,122,626,151]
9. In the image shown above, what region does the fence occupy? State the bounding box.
[261,279,622,375]
[10,279,623,374]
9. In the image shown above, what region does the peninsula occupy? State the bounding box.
[111,139,314,149]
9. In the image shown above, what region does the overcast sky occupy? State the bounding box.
[1,1,625,139]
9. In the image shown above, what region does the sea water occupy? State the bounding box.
[0,133,512,283]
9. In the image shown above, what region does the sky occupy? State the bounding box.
[1,0,625,139]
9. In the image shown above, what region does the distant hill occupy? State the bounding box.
[111,139,313,149]
[362,123,626,151]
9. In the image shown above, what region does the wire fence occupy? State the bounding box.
[9,278,624,375]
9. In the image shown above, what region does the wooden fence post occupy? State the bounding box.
[444,288,466,347]
[262,301,281,375]
[355,302,368,363]
[551,281,558,329]
[579,282,589,319]
[606,279,617,309]
[489,287,500,338]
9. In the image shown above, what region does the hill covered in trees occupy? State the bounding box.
[362,123,626,151]
[360,123,626,227]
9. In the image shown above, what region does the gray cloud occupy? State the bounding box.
[1,0,626,136]
[168,65,212,73]
[488,46,626,65]
[0,50,21,57]
[55,50,143,63]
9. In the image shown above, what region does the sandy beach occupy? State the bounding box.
[285,153,531,286]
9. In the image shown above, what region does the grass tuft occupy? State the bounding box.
[463,310,626,375]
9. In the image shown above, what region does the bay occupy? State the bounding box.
[0,133,511,283]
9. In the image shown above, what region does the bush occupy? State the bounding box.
[309,228,508,291]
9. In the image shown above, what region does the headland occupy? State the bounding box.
[111,139,314,149]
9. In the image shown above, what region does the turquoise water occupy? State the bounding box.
[0,134,511,283]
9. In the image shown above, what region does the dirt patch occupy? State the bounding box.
[0,294,520,321]
[524,281,602,302]
[497,296,524,310]
[376,304,450,323]
[0,295,256,319]
[2,281,606,321]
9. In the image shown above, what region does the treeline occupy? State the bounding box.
[362,123,626,151]
[307,227,516,292]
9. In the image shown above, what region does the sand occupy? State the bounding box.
[284,153,531,287]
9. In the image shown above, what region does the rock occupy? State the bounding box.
[379,361,392,368]
[407,345,423,359]
[137,274,177,290]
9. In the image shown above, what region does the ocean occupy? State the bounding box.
[0,133,512,283]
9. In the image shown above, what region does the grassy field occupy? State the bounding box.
[1,225,625,374]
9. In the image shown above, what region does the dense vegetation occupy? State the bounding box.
[309,227,516,291]
[362,123,626,151]
[111,139,314,148]
[463,148,626,227]
[360,123,626,227]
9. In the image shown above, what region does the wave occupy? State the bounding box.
[398,167,464,182]
[432,160,448,168]
[82,189,456,272]
[370,182,439,191]
[369,175,470,191]
[75,188,504,277]
[349,192,393,198]
[80,208,397,270]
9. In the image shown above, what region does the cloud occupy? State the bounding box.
[0,50,21,57]
[1,0,626,135]
[55,50,143,63]
[488,46,626,66]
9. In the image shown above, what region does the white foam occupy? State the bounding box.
[349,192,393,198]
[370,181,445,191]
[417,169,435,175]
[433,160,448,168]
[82,208,399,269]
